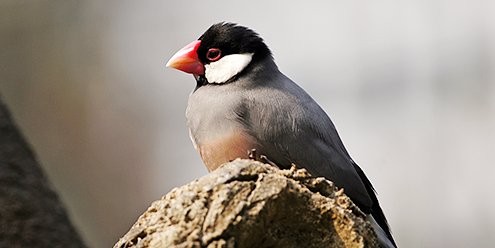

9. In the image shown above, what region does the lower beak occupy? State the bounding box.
[166,40,204,75]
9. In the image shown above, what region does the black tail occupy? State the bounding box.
[352,162,397,247]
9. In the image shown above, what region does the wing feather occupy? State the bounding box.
[242,74,373,211]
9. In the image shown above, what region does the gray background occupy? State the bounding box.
[1,1,494,247]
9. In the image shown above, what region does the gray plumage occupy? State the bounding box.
[171,22,396,248]
[187,57,372,210]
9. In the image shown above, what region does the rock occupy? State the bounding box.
[0,95,87,248]
[114,159,380,248]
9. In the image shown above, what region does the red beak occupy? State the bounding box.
[166,40,204,75]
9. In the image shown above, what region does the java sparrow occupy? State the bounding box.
[167,22,397,248]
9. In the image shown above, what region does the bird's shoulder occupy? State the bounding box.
[239,74,334,136]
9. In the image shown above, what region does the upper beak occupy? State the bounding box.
[166,40,204,75]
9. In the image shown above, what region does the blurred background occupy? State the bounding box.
[1,0,494,247]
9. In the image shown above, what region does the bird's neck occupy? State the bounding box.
[243,55,279,78]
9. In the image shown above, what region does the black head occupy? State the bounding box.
[196,22,272,64]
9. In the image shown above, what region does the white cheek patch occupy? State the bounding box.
[205,53,254,84]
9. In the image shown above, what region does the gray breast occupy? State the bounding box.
[186,84,247,147]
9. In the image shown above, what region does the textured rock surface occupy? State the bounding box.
[114,159,380,248]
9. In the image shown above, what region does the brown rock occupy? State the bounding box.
[114,159,380,248]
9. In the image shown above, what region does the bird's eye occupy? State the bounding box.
[206,48,221,61]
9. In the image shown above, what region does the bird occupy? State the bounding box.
[166,22,397,248]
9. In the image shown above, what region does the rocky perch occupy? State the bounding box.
[114,159,380,248]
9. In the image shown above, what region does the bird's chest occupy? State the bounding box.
[185,85,247,147]
[185,85,256,171]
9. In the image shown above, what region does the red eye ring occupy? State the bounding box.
[206,48,221,61]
